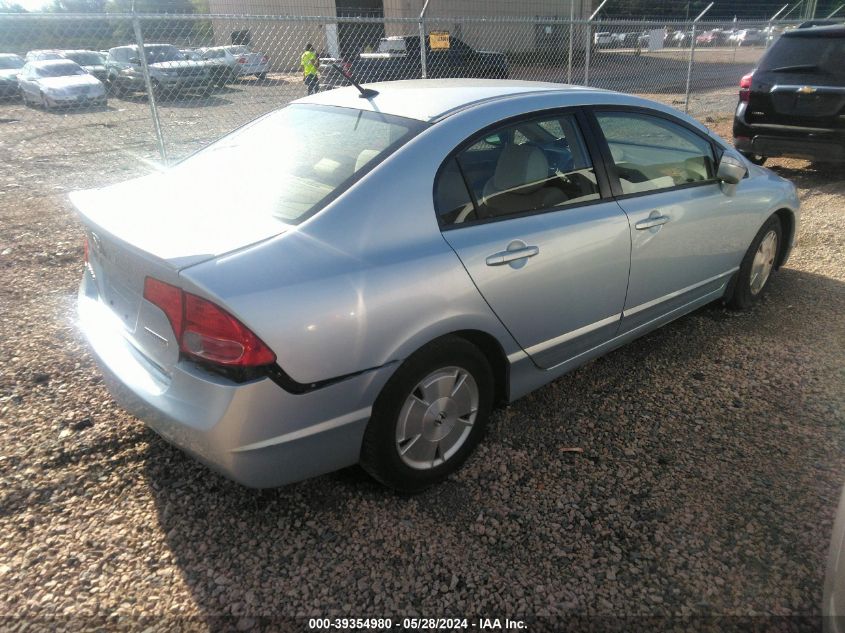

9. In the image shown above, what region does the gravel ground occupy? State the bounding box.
[0,96,843,632]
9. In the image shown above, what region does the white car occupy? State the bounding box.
[18,59,106,109]
[197,45,270,79]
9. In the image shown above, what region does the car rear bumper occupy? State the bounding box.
[734,102,845,162]
[78,269,393,488]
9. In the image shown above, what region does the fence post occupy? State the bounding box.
[584,20,591,85]
[566,2,573,84]
[131,9,167,164]
[418,0,430,79]
[684,2,714,115]
[684,23,696,114]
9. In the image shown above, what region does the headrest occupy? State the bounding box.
[492,145,549,194]
[355,148,380,172]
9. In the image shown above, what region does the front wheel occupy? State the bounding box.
[726,215,782,310]
[360,336,494,492]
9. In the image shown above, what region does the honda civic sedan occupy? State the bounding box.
[73,79,800,491]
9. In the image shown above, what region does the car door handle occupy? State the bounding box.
[635,214,670,230]
[485,245,540,266]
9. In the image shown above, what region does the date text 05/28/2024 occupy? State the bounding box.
[307,618,527,630]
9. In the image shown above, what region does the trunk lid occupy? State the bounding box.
[73,171,289,371]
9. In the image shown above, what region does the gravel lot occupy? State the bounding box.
[0,84,843,632]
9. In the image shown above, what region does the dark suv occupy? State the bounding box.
[733,25,845,165]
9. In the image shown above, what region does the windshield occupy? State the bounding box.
[760,34,845,75]
[170,104,427,224]
[377,39,406,53]
[36,62,86,77]
[0,56,24,69]
[144,46,184,63]
[62,51,103,66]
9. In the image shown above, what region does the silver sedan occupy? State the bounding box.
[73,80,800,491]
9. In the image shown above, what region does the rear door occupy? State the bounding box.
[436,110,631,370]
[589,108,748,334]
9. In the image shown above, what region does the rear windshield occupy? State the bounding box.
[377,39,407,53]
[760,34,845,76]
[170,104,427,224]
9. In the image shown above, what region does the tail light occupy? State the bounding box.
[739,72,753,102]
[237,56,247,64]
[261,55,268,63]
[343,61,352,72]
[143,277,276,367]
[82,236,89,263]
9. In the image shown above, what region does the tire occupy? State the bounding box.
[256,72,267,80]
[726,215,783,310]
[360,336,494,492]
[740,151,766,166]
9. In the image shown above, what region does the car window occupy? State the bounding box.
[440,113,600,224]
[0,55,24,70]
[595,111,716,195]
[434,159,477,226]
[36,62,86,77]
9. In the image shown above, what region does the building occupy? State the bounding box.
[205,0,593,70]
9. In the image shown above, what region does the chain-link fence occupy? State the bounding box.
[0,10,809,171]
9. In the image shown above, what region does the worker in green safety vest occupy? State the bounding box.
[301,43,319,95]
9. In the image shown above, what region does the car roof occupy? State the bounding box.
[298,79,613,122]
[27,59,81,68]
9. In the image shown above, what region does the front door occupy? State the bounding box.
[435,111,631,369]
[591,109,749,333]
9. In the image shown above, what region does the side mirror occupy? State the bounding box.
[717,153,748,184]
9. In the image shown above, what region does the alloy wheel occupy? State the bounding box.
[395,366,479,470]
[749,229,778,295]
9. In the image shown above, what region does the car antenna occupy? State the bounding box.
[330,62,379,98]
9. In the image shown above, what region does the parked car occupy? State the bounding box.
[105,44,212,99]
[729,28,765,47]
[73,79,800,491]
[696,29,729,46]
[825,484,845,633]
[0,53,24,98]
[24,49,63,62]
[59,49,108,83]
[195,45,270,80]
[323,36,508,90]
[18,59,106,109]
[734,25,845,165]
[181,48,236,87]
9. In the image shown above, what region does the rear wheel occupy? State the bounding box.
[360,336,494,492]
[727,215,782,310]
